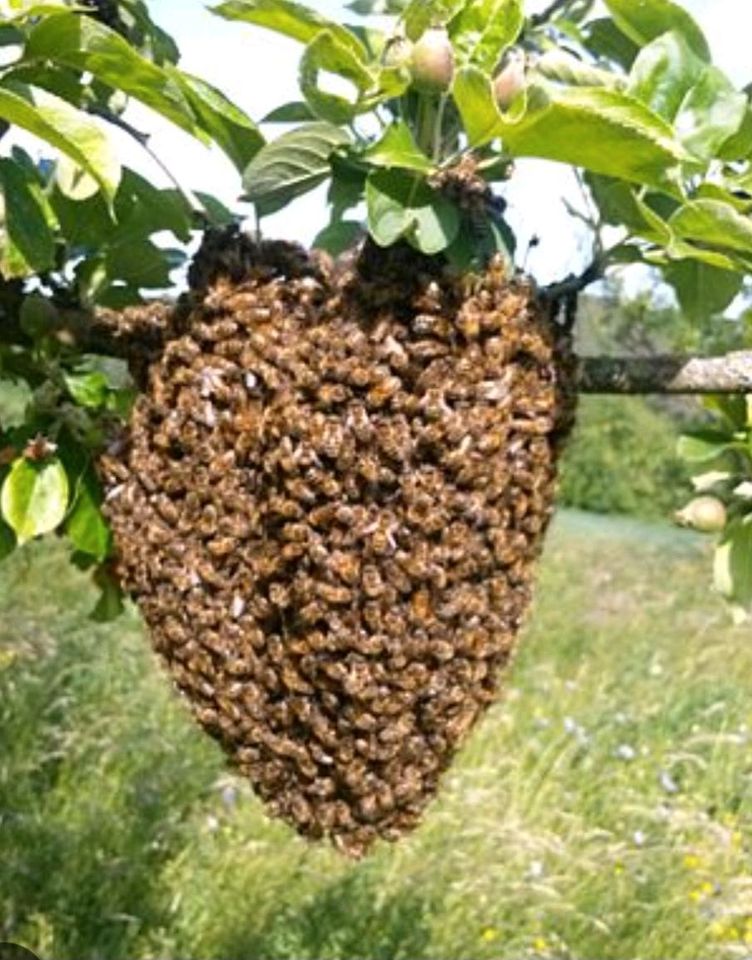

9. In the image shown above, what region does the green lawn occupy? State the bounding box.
[2,510,751,960]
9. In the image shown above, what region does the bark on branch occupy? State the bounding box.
[577,352,752,395]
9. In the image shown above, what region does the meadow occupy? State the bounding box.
[2,509,752,960]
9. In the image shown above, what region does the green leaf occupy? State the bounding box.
[0,24,24,46]
[347,0,408,12]
[242,122,350,209]
[66,467,111,561]
[263,101,316,123]
[328,154,367,219]
[653,240,749,274]
[677,430,735,464]
[404,0,467,41]
[584,17,640,70]
[105,239,176,289]
[55,153,100,202]
[90,566,125,622]
[500,84,685,191]
[695,182,752,214]
[25,14,202,138]
[313,219,364,256]
[0,83,120,201]
[449,0,524,71]
[1,456,69,545]
[77,353,133,391]
[669,199,752,259]
[366,168,459,254]
[1,0,73,20]
[714,518,752,606]
[211,0,367,59]
[627,30,702,120]
[64,370,110,409]
[300,29,374,124]
[719,105,752,162]
[536,50,622,89]
[171,71,264,172]
[0,157,55,276]
[19,293,59,338]
[0,376,32,430]
[194,191,236,227]
[0,519,15,563]
[664,260,743,322]
[50,176,113,250]
[5,61,87,108]
[452,65,503,147]
[586,173,672,245]
[363,121,434,172]
[603,0,710,61]
[115,168,193,244]
[675,66,748,163]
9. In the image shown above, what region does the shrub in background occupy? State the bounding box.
[558,396,691,519]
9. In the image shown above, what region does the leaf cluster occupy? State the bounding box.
[1,0,751,619]
[679,395,752,621]
[218,0,752,308]
[0,0,264,612]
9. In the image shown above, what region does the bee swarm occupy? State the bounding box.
[99,236,575,857]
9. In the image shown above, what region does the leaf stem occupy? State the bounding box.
[433,93,448,163]
[416,94,437,158]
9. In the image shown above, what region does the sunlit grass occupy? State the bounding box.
[2,510,752,960]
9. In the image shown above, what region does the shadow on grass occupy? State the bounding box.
[0,544,220,960]
[213,871,434,960]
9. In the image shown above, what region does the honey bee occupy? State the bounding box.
[366,375,401,409]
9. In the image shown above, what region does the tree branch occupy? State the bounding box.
[577,352,752,394]
[541,257,605,332]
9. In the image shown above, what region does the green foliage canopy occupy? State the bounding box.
[0,0,750,614]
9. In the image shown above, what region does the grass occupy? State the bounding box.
[2,509,752,960]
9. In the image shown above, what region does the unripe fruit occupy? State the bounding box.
[494,52,526,111]
[383,36,414,70]
[675,496,728,533]
[410,28,455,92]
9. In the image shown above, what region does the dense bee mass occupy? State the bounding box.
[92,301,181,390]
[99,239,575,856]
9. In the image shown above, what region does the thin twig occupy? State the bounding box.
[87,104,208,221]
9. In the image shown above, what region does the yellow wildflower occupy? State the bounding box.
[683,853,702,870]
[481,927,500,943]
[533,936,550,953]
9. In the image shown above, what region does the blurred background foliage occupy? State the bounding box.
[559,277,751,519]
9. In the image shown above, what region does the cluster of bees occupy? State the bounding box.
[92,301,182,390]
[99,235,576,856]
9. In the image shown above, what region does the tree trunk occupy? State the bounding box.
[577,352,752,395]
